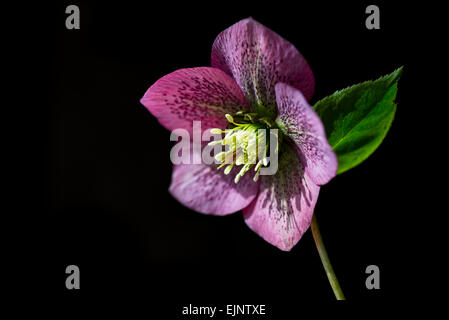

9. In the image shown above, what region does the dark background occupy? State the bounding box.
[10,0,436,314]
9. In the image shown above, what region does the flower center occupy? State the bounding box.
[209,111,278,183]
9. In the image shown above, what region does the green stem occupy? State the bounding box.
[311,214,346,300]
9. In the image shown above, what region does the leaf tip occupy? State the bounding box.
[390,66,404,84]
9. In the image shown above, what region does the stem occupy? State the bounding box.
[311,214,345,300]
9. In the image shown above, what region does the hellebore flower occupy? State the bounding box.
[141,18,337,251]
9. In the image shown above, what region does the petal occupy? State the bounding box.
[169,162,259,216]
[211,18,314,115]
[140,67,249,135]
[275,83,337,186]
[243,144,320,251]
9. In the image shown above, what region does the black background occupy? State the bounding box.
[10,0,437,314]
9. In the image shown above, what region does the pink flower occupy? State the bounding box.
[140,18,337,251]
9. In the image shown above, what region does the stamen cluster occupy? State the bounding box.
[209,112,275,183]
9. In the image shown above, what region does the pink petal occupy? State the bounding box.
[243,144,320,251]
[169,162,259,216]
[211,18,314,115]
[275,83,337,186]
[140,67,249,135]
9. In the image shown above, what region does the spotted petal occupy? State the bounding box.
[243,144,320,251]
[211,18,314,115]
[170,162,259,216]
[140,67,249,135]
[275,83,337,186]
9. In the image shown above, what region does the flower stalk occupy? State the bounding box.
[311,214,345,300]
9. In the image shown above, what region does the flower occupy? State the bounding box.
[140,18,337,251]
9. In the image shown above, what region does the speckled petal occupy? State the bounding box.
[169,162,259,216]
[211,18,314,115]
[243,144,320,251]
[275,83,337,186]
[140,67,249,135]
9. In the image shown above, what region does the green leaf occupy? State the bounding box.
[313,67,402,174]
